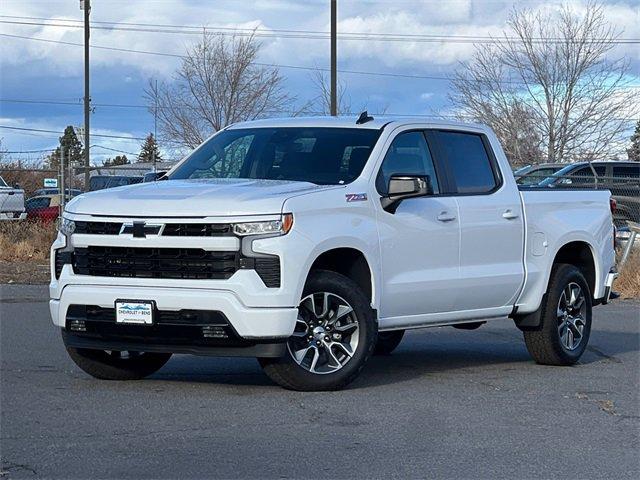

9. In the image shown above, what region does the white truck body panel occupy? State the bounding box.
[0,176,26,220]
[50,117,616,343]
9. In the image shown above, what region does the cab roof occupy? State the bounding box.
[226,115,487,132]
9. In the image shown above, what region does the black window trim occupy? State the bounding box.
[374,129,445,197]
[427,129,504,197]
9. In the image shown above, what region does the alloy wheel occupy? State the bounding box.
[287,292,360,375]
[557,282,587,351]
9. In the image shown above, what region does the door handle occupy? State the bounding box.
[437,212,456,222]
[502,209,519,220]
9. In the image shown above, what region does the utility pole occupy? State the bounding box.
[330,0,337,116]
[153,78,158,174]
[60,145,65,215]
[81,0,91,189]
[68,148,73,193]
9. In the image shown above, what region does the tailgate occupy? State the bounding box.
[0,189,25,212]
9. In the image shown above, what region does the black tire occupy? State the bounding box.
[66,347,172,380]
[374,330,405,355]
[259,270,377,391]
[523,264,592,366]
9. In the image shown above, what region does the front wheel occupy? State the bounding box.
[523,264,592,366]
[259,270,377,391]
[66,347,172,380]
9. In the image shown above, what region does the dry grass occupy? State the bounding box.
[616,250,640,299]
[0,220,58,262]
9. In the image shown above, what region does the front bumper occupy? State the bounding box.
[50,284,298,341]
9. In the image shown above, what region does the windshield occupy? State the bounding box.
[0,176,7,188]
[537,164,588,187]
[516,167,563,185]
[169,127,382,185]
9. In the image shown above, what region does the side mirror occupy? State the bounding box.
[14,183,21,189]
[381,174,433,213]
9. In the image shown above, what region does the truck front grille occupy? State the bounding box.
[74,221,123,235]
[73,221,233,236]
[162,223,232,236]
[72,246,238,280]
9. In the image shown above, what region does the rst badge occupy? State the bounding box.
[345,193,367,202]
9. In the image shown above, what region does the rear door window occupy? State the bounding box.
[433,131,499,194]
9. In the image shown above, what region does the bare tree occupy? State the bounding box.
[450,3,635,164]
[146,32,294,149]
[308,70,351,115]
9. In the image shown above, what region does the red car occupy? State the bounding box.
[25,195,62,222]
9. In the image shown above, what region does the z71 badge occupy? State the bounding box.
[345,193,368,202]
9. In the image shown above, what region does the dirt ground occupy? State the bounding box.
[0,261,50,284]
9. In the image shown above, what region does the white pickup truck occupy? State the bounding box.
[0,175,26,221]
[50,117,618,390]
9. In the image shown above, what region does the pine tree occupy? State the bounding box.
[103,155,130,166]
[46,126,84,168]
[627,119,640,162]
[138,133,162,163]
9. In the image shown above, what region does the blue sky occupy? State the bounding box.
[1,0,638,164]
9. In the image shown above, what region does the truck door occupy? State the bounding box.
[430,130,525,310]
[375,130,460,318]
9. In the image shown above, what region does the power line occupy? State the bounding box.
[3,148,54,154]
[1,16,639,44]
[0,125,147,141]
[0,33,459,82]
[3,33,639,89]
[92,145,138,156]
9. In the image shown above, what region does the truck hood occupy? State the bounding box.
[66,179,338,217]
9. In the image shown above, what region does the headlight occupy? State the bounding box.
[233,213,293,236]
[60,217,76,236]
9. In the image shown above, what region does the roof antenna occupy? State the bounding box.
[356,111,374,124]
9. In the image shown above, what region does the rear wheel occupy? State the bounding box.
[66,347,172,380]
[523,264,592,366]
[259,270,377,391]
[374,330,405,355]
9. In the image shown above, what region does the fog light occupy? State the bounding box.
[202,326,228,339]
[69,319,86,332]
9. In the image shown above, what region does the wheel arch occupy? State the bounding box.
[305,247,376,308]
[552,241,597,297]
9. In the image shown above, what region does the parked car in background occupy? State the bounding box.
[32,188,83,197]
[51,117,617,391]
[0,175,26,221]
[513,163,566,185]
[537,161,640,227]
[25,194,63,222]
[89,175,143,192]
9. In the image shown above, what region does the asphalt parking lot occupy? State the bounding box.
[1,284,638,479]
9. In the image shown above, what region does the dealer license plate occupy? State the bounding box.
[115,300,154,325]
